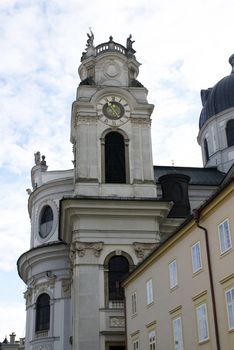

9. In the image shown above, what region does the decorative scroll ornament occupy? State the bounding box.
[133,242,158,260]
[70,241,104,259]
[109,316,125,328]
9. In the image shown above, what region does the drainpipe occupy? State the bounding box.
[193,209,221,350]
[124,293,128,350]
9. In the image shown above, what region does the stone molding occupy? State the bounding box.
[133,242,158,259]
[32,343,53,350]
[61,279,72,298]
[75,115,97,126]
[131,117,151,125]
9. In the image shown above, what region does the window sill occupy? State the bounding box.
[198,338,209,345]
[146,301,154,308]
[192,267,203,277]
[220,247,232,258]
[228,327,234,333]
[170,285,179,292]
[35,330,48,338]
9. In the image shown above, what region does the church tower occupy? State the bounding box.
[71,33,156,198]
[17,34,181,350]
[198,54,234,173]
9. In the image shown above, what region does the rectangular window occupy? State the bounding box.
[146,279,154,305]
[172,317,184,350]
[148,330,156,350]
[169,260,178,289]
[219,219,232,254]
[191,241,202,273]
[226,288,234,329]
[133,339,139,350]
[132,292,137,315]
[196,303,209,342]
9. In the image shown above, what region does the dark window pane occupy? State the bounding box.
[39,206,53,238]
[105,132,126,183]
[226,120,234,147]
[36,293,50,331]
[204,138,209,163]
[108,256,129,300]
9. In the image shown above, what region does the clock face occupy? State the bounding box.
[97,96,130,126]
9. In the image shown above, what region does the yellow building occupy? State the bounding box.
[123,170,234,350]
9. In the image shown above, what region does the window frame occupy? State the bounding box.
[172,316,184,350]
[133,338,139,350]
[35,293,50,332]
[148,329,156,350]
[225,287,234,330]
[218,219,232,254]
[131,292,137,315]
[191,241,202,274]
[196,303,209,343]
[146,279,154,305]
[169,259,178,289]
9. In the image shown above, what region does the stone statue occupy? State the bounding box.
[34,151,41,165]
[86,28,94,49]
[126,34,135,50]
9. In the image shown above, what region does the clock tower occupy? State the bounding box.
[71,34,156,198]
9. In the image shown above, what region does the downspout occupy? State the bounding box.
[193,209,221,350]
[124,293,128,350]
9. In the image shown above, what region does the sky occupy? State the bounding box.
[0,0,234,342]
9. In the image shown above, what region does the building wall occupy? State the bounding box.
[124,181,234,350]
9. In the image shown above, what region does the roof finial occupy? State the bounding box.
[229,54,234,74]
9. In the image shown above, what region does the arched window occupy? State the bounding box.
[35,293,50,332]
[204,138,209,163]
[108,256,129,301]
[39,206,53,238]
[226,119,234,147]
[105,132,126,183]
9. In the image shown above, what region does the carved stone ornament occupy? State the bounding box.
[32,343,53,350]
[71,241,104,258]
[109,316,125,328]
[61,279,72,297]
[24,287,33,305]
[133,242,158,259]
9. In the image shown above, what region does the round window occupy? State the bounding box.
[39,205,54,238]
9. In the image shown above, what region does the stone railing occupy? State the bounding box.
[96,41,126,56]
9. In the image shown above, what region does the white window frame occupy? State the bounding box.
[196,303,209,343]
[218,219,232,254]
[225,287,234,330]
[148,330,156,350]
[146,279,154,305]
[191,241,202,273]
[169,260,178,289]
[131,292,137,315]
[172,317,184,350]
[133,338,139,350]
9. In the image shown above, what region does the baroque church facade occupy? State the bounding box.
[17,33,234,350]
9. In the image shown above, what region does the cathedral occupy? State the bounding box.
[17,33,234,350]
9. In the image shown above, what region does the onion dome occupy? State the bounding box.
[199,54,234,129]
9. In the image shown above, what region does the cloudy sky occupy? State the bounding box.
[0,0,233,341]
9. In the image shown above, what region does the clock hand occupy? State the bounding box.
[107,102,119,118]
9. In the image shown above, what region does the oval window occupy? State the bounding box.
[39,205,53,238]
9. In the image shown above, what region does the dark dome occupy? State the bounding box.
[199,55,234,129]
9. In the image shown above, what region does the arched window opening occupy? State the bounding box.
[226,119,234,147]
[105,132,126,183]
[39,206,53,238]
[204,138,209,163]
[108,256,129,301]
[35,293,50,332]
